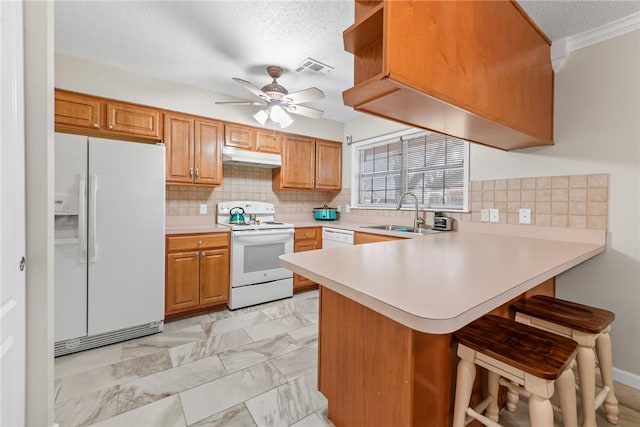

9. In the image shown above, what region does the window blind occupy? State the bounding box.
[356,132,468,211]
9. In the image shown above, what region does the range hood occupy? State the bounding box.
[222,146,281,168]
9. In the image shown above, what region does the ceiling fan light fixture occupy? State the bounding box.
[253,109,269,126]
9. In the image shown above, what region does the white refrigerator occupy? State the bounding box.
[54,133,165,356]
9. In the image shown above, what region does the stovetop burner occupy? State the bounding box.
[217,201,293,231]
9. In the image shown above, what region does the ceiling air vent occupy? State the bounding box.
[294,57,334,74]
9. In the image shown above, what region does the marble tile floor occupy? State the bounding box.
[55,289,640,426]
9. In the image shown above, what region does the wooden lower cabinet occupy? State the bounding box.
[293,227,322,291]
[165,233,229,317]
[354,231,405,245]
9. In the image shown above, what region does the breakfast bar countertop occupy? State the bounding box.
[280,226,606,334]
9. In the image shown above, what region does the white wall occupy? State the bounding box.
[344,31,640,382]
[471,30,640,381]
[55,54,344,142]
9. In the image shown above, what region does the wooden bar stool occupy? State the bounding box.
[453,315,578,427]
[513,295,619,426]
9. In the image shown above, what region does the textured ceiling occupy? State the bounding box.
[518,0,640,40]
[54,0,640,125]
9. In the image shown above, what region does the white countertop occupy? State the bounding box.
[280,226,606,334]
[165,216,230,234]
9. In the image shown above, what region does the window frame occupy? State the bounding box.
[350,129,470,212]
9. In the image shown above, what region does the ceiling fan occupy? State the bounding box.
[216,66,325,128]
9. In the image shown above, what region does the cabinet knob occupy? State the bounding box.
[198,240,203,245]
[107,124,114,129]
[92,123,99,128]
[195,168,200,179]
[189,168,194,179]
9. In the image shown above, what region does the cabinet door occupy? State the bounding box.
[280,135,316,189]
[164,113,195,184]
[166,251,200,314]
[315,139,342,191]
[105,101,162,139]
[194,119,223,185]
[255,130,283,154]
[55,90,101,130]
[224,124,255,150]
[294,227,320,290]
[199,249,229,305]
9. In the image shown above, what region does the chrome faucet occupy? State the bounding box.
[396,191,425,230]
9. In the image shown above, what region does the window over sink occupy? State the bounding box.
[351,129,469,212]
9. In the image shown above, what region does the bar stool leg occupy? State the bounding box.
[577,345,598,427]
[528,394,554,426]
[596,331,619,424]
[453,358,476,427]
[556,367,578,427]
[506,384,519,412]
[486,371,500,422]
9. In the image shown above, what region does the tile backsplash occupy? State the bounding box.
[167,168,608,231]
[166,165,339,217]
[441,173,608,230]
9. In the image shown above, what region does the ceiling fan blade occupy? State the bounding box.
[284,104,324,119]
[282,87,324,104]
[232,78,270,101]
[215,101,264,106]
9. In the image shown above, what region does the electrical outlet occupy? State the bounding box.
[199,204,207,215]
[519,208,531,224]
[345,204,351,213]
[489,208,499,223]
[481,209,490,222]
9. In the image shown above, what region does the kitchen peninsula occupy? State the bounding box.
[279,225,606,426]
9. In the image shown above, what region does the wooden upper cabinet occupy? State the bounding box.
[273,136,342,191]
[343,0,553,150]
[165,113,194,184]
[164,114,222,186]
[105,101,162,139]
[224,123,283,154]
[255,130,283,154]
[224,124,255,150]
[55,90,101,129]
[315,140,342,191]
[275,135,316,190]
[194,119,223,185]
[54,89,162,142]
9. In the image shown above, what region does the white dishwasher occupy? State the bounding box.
[322,227,355,248]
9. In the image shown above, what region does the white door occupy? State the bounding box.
[87,138,165,335]
[0,0,26,424]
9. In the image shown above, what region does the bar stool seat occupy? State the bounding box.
[453,315,579,427]
[513,295,619,426]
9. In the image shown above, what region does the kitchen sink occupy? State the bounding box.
[361,225,440,235]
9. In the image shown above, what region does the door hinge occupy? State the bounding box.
[19,256,26,271]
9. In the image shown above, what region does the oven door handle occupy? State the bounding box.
[233,229,294,241]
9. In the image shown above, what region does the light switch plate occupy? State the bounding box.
[199,204,207,214]
[481,209,490,222]
[489,208,499,223]
[519,208,531,224]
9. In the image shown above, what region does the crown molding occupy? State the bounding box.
[551,11,640,72]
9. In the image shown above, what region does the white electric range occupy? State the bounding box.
[217,201,294,309]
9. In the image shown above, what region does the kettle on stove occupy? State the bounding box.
[229,207,246,224]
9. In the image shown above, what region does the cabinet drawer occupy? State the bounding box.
[295,227,319,241]
[167,233,229,252]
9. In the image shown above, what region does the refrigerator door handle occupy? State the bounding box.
[89,174,98,264]
[78,174,87,262]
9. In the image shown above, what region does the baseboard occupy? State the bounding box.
[613,366,640,389]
